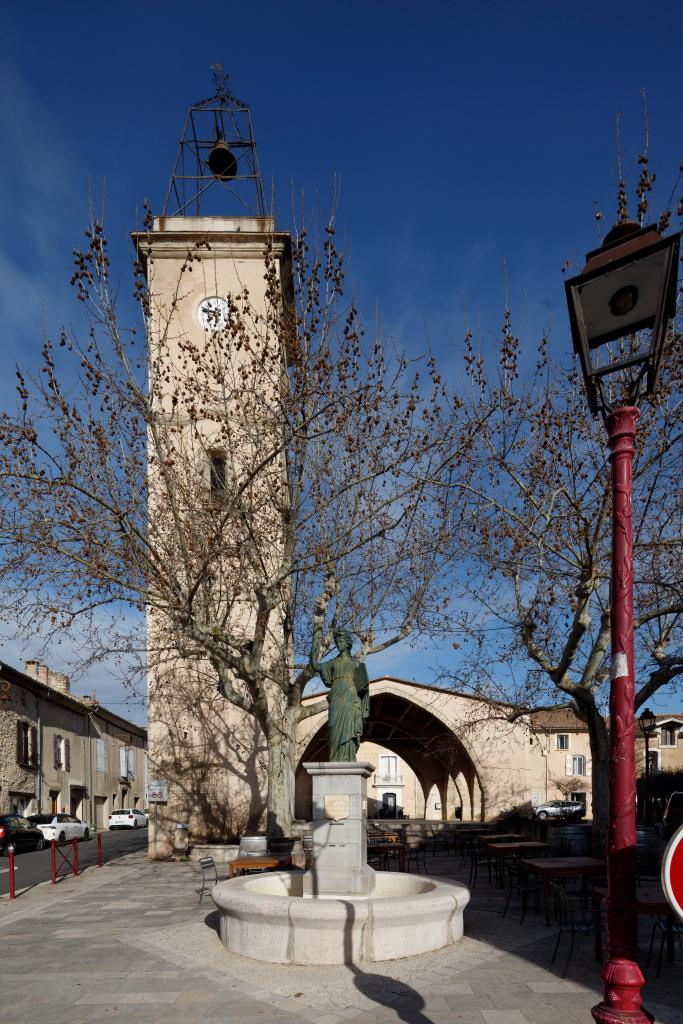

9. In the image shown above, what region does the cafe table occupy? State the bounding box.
[487,840,549,884]
[229,854,291,878]
[367,839,406,872]
[474,835,527,883]
[478,833,526,844]
[519,856,605,926]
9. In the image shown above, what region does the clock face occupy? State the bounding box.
[197,296,229,330]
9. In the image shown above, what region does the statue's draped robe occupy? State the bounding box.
[319,656,370,761]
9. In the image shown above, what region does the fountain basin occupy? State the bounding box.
[211,870,470,964]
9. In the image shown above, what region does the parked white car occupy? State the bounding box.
[109,808,147,830]
[28,813,90,843]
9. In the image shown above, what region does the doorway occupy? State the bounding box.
[94,797,107,829]
[70,788,85,818]
[382,792,397,818]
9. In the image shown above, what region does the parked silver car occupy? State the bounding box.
[533,800,585,821]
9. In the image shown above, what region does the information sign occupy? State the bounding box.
[146,780,168,803]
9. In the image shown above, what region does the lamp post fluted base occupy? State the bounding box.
[592,958,653,1024]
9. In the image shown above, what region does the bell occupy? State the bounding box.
[208,139,237,180]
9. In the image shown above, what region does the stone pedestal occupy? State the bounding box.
[303,761,375,897]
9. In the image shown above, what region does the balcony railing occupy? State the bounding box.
[374,773,403,786]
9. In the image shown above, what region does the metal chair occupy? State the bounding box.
[430,827,451,856]
[195,856,218,906]
[550,881,595,976]
[468,843,492,887]
[404,838,428,873]
[647,916,683,978]
[367,842,388,871]
[502,860,544,923]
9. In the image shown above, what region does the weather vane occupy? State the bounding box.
[210,63,228,98]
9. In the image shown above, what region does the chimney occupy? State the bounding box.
[38,665,49,685]
[24,660,40,680]
[47,671,70,694]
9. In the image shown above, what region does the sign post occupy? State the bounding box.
[8,845,15,899]
[661,824,683,922]
[146,780,168,861]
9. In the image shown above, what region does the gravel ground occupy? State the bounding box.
[122,901,550,1012]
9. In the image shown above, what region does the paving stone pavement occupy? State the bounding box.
[0,846,680,1024]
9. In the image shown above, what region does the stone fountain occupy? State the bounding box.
[211,761,470,964]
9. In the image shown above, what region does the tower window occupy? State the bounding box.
[209,453,226,496]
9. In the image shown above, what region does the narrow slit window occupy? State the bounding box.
[210,454,226,495]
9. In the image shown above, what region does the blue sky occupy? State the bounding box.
[1,2,681,720]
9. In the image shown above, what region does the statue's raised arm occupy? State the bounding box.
[309,625,327,680]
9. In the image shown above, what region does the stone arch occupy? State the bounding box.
[295,683,481,822]
[453,770,473,821]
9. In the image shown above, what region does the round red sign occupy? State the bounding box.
[661,824,683,922]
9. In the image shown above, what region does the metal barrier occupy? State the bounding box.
[6,833,104,900]
[51,837,79,884]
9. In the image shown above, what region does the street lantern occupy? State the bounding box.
[564,220,680,1024]
[639,707,658,828]
[638,707,657,740]
[565,221,680,416]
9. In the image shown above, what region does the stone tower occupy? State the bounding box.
[133,75,293,858]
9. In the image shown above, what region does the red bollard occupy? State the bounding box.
[8,845,15,899]
[51,838,57,884]
[73,837,79,876]
[97,831,103,867]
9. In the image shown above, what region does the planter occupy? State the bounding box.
[188,843,239,864]
[238,835,268,857]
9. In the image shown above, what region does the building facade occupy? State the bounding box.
[0,660,147,826]
[638,714,683,775]
[529,708,594,816]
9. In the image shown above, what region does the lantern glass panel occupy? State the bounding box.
[577,248,670,350]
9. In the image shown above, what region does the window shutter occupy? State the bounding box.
[565,753,573,775]
[127,747,135,780]
[16,721,23,764]
[119,746,127,777]
[30,726,38,766]
[54,735,60,769]
[586,759,592,778]
[64,738,71,772]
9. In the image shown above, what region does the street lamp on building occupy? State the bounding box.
[565,220,680,1024]
[638,707,657,828]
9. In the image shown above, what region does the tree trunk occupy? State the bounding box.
[265,715,298,841]
[586,708,610,859]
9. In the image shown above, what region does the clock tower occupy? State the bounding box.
[134,72,293,857]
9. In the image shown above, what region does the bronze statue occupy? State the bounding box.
[309,628,370,761]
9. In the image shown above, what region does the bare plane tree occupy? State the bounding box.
[0,204,459,837]
[442,301,683,854]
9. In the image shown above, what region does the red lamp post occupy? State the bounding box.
[565,220,680,1024]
